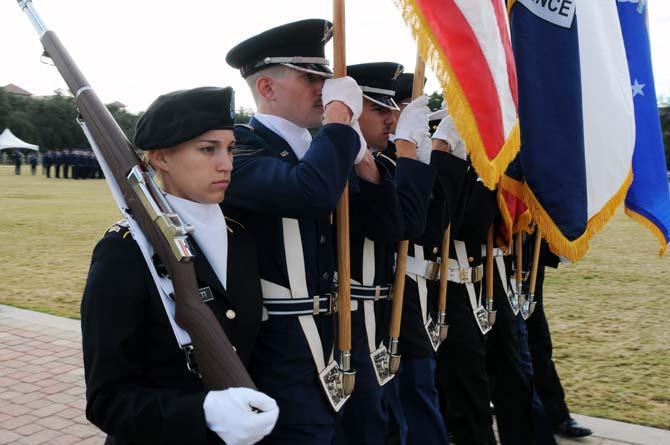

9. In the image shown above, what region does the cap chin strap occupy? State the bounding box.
[242,56,332,78]
[280,63,333,78]
[363,93,400,111]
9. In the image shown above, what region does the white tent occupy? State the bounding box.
[0,128,39,151]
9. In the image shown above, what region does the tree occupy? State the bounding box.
[428,91,443,112]
[235,107,253,125]
[108,104,139,141]
[0,90,10,129]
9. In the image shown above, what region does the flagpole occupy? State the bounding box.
[333,0,355,397]
[388,52,426,373]
[435,224,450,341]
[486,224,497,326]
[526,230,542,316]
[515,231,525,307]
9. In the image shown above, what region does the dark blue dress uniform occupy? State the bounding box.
[341,146,436,444]
[485,233,535,444]
[338,62,437,445]
[42,151,52,177]
[62,150,70,178]
[387,147,470,445]
[436,177,500,445]
[53,150,62,178]
[81,219,262,445]
[223,117,363,443]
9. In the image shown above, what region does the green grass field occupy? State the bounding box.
[1,164,668,429]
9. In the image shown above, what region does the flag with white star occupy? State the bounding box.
[618,0,670,254]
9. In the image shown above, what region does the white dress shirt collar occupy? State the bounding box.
[254,113,313,160]
[164,193,228,289]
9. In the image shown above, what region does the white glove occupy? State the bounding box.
[432,115,467,160]
[322,76,363,123]
[350,121,368,165]
[203,388,279,445]
[416,133,432,164]
[394,95,430,146]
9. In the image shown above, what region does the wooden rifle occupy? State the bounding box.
[16,0,254,389]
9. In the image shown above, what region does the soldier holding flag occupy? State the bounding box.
[339,62,436,444]
[224,19,385,443]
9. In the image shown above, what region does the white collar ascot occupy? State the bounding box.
[254,113,313,160]
[165,193,228,289]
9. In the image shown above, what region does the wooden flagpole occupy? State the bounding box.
[486,224,496,325]
[333,0,355,395]
[388,52,425,372]
[527,230,542,316]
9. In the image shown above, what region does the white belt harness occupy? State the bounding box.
[454,240,490,335]
[405,244,440,350]
[405,255,483,283]
[481,245,520,316]
[260,218,352,411]
[359,238,394,386]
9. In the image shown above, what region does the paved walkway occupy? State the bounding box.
[0,305,103,444]
[1,304,668,445]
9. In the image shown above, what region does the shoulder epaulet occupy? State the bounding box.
[375,151,397,167]
[232,145,265,157]
[104,219,131,239]
[224,216,246,233]
[234,123,254,131]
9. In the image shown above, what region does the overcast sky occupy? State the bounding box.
[1,0,669,113]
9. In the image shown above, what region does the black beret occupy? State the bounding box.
[347,62,404,110]
[394,73,427,103]
[226,19,333,78]
[134,87,235,151]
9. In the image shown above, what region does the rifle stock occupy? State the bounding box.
[19,2,253,389]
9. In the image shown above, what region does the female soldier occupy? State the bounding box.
[81,87,278,445]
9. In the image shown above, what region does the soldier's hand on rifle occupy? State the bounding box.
[432,115,467,160]
[204,388,279,445]
[395,95,430,149]
[322,76,363,124]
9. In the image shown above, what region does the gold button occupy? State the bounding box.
[226,309,236,320]
[468,256,474,263]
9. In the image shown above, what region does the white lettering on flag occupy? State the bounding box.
[517,0,576,28]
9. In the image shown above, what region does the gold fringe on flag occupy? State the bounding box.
[393,0,520,190]
[500,170,634,261]
[624,207,668,256]
[497,185,532,249]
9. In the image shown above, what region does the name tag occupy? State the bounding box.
[517,0,576,29]
[199,287,215,303]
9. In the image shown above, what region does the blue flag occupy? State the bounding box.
[617,0,670,255]
[506,0,636,261]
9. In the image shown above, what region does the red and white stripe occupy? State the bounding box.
[417,0,518,158]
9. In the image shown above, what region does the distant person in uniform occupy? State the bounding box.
[81,87,279,445]
[14,150,22,175]
[53,150,62,178]
[62,149,71,178]
[43,150,52,177]
[29,152,38,175]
